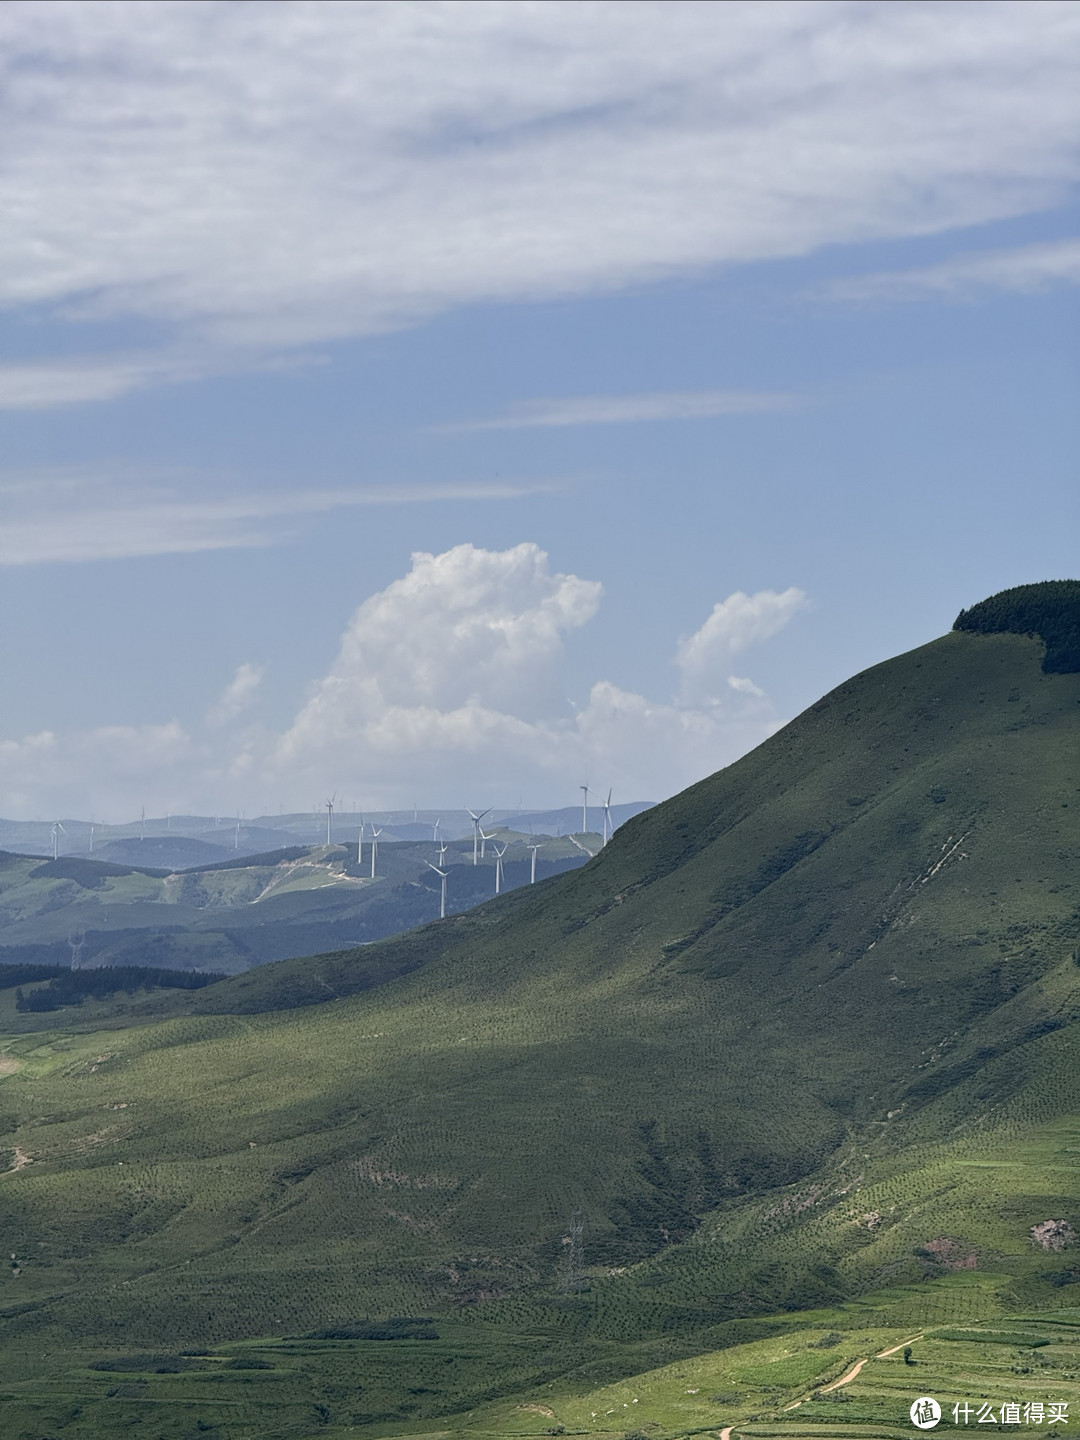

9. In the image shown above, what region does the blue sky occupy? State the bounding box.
[0,0,1077,821]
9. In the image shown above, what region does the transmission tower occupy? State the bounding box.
[561,1207,585,1294]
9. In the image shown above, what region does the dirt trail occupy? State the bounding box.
[720,1428,734,1440]
[877,1334,923,1357]
[821,1358,866,1392]
[9,1148,32,1171]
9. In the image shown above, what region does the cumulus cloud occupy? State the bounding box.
[676,588,808,702]
[1,2,1079,395]
[263,546,804,806]
[0,723,193,820]
[0,545,809,816]
[276,542,602,750]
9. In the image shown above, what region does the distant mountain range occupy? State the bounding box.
[0,829,602,975]
[0,802,654,870]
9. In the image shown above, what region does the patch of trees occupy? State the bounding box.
[954,580,1080,673]
[27,857,138,888]
[0,963,71,988]
[15,965,225,1011]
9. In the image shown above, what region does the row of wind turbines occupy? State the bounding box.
[319,784,617,921]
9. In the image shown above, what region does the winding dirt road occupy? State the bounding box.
[821,1359,867,1392]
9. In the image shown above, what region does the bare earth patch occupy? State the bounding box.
[0,1055,21,1076]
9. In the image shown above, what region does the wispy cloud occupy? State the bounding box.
[0,347,324,411]
[449,389,797,431]
[0,3,1078,388]
[207,662,264,729]
[0,472,556,566]
[826,236,1080,303]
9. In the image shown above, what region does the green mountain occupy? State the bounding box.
[1,592,1078,1438]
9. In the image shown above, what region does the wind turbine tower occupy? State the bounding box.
[325,795,335,846]
[427,861,448,919]
[601,788,613,845]
[527,841,541,884]
[370,826,382,879]
[432,817,441,843]
[493,842,507,895]
[357,821,364,867]
[580,784,591,835]
[51,821,65,860]
[468,809,490,866]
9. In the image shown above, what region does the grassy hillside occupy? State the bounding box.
[0,622,1078,1436]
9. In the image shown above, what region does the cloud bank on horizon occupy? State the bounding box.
[0,544,806,819]
[1,0,1078,402]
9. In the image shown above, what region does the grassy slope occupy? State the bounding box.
[0,630,1078,1437]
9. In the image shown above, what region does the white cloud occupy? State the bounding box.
[452,389,798,431]
[826,235,1080,302]
[728,675,766,698]
[1,2,1079,392]
[207,663,263,728]
[0,346,324,411]
[0,471,553,566]
[276,542,602,751]
[0,544,808,815]
[0,723,193,821]
[676,588,808,702]
[262,547,803,807]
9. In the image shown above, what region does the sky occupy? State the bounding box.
[1,0,1078,822]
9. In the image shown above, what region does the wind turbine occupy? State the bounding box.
[467,809,490,866]
[527,841,541,884]
[493,842,508,895]
[438,841,448,866]
[369,826,382,879]
[480,826,495,860]
[427,861,448,919]
[579,783,591,836]
[325,795,336,846]
[432,817,441,843]
[601,788,613,844]
[51,821,66,860]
